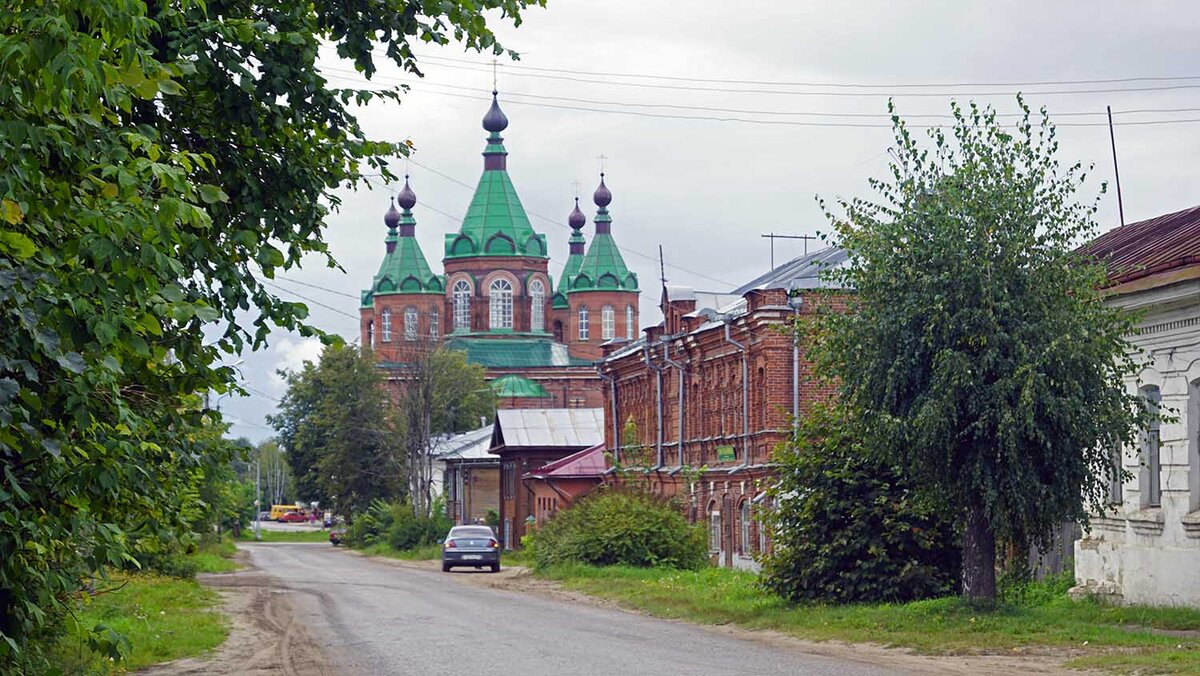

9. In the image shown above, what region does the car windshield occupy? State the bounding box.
[449,527,493,539]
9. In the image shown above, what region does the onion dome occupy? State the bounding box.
[384,198,401,230]
[482,90,509,133]
[396,175,417,210]
[568,197,586,230]
[593,173,612,208]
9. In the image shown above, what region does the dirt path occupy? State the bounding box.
[372,555,1097,676]
[139,552,332,676]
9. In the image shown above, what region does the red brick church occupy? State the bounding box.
[358,92,639,407]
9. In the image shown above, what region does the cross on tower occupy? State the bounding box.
[597,154,607,174]
[491,58,498,91]
[571,180,582,199]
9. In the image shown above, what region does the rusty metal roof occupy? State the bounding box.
[1083,204,1200,286]
[524,443,607,479]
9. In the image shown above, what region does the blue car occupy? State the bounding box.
[441,525,501,573]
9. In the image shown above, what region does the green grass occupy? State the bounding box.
[535,564,1200,673]
[187,536,240,573]
[238,527,331,543]
[48,572,229,674]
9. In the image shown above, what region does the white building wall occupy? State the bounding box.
[1073,280,1200,606]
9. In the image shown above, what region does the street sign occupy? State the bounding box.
[716,445,736,462]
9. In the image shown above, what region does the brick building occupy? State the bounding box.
[358,93,639,407]
[596,248,849,569]
[491,408,603,548]
[524,443,607,528]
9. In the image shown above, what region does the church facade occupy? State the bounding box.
[358,93,639,408]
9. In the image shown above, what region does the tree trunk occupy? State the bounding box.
[962,501,996,602]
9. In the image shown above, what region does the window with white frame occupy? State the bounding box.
[404,307,418,341]
[367,321,374,348]
[489,278,513,330]
[708,506,722,552]
[380,308,392,342]
[530,279,545,332]
[452,280,471,331]
[739,500,751,555]
[626,305,635,339]
[578,305,590,340]
[1191,379,1200,512]
[429,308,439,339]
[601,305,615,340]
[1140,385,1162,508]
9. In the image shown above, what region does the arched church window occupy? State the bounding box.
[380,308,392,342]
[530,279,545,332]
[404,307,418,341]
[489,278,513,330]
[601,305,615,340]
[578,306,589,340]
[452,280,471,331]
[626,305,635,340]
[430,308,439,339]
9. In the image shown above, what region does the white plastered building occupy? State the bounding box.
[1073,205,1200,607]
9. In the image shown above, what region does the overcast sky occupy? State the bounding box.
[220,0,1200,442]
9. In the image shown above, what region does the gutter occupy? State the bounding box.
[661,339,687,468]
[643,344,666,468]
[597,368,620,465]
[722,317,750,468]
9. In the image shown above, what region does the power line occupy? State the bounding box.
[273,275,360,300]
[262,279,361,320]
[321,65,1200,121]
[390,56,1200,98]
[412,52,1200,90]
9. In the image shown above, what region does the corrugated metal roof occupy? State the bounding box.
[1082,205,1200,286]
[526,443,607,478]
[494,408,604,448]
[730,246,850,294]
[432,426,497,461]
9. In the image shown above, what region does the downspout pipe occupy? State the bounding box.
[597,369,619,465]
[643,345,666,468]
[661,341,687,468]
[787,292,804,431]
[722,317,750,465]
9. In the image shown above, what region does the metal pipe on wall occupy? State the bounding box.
[643,345,666,468]
[722,319,749,463]
[662,341,687,468]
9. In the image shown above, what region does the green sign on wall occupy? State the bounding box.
[716,445,736,462]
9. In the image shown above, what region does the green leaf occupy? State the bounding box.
[0,231,35,259]
[198,184,228,204]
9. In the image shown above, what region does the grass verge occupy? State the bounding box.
[187,536,240,573]
[534,564,1200,674]
[48,572,228,674]
[238,528,331,543]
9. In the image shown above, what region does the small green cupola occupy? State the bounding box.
[569,173,639,293]
[444,91,548,261]
[361,177,445,308]
[553,198,588,309]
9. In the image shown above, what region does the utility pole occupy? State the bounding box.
[1107,105,1126,227]
[760,233,819,269]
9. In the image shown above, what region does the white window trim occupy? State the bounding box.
[489,278,514,330]
[530,279,545,333]
[601,305,615,340]
[380,308,392,342]
[452,280,471,331]
[578,305,590,341]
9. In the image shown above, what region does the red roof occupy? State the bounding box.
[526,443,607,479]
[1083,204,1200,286]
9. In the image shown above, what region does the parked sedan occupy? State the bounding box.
[441,526,500,573]
[278,511,307,523]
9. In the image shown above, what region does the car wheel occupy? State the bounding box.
[490,563,500,573]
[442,563,451,573]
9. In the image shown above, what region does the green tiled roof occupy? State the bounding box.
[442,336,593,368]
[570,229,639,293]
[554,230,586,308]
[490,374,551,398]
[362,204,444,308]
[444,133,548,260]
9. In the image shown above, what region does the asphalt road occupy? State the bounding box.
[241,543,902,676]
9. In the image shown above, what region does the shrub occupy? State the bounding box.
[347,499,451,551]
[526,488,707,570]
[761,404,961,604]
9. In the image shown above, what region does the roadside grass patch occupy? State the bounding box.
[187,536,240,573]
[48,572,228,673]
[239,528,330,543]
[536,564,1200,673]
